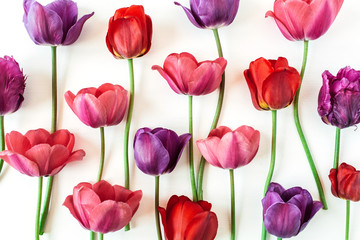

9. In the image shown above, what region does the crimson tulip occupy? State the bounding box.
[106,5,152,59]
[244,57,301,110]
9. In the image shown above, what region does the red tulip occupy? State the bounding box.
[158,195,218,240]
[329,163,360,202]
[244,57,301,110]
[106,5,152,59]
[0,128,85,176]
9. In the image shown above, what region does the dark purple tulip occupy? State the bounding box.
[23,0,94,46]
[262,182,323,238]
[0,56,26,116]
[174,0,240,29]
[318,67,360,129]
[133,127,191,176]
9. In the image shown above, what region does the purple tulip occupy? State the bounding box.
[318,67,360,129]
[0,56,26,116]
[262,182,323,238]
[23,0,94,45]
[133,127,191,176]
[174,0,240,29]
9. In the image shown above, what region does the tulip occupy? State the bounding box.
[152,52,227,96]
[174,0,240,29]
[65,83,128,128]
[63,180,142,233]
[0,56,26,116]
[244,57,301,110]
[329,163,360,202]
[265,0,344,41]
[318,67,360,129]
[134,127,191,176]
[0,128,85,176]
[23,0,94,45]
[262,182,323,238]
[158,195,218,240]
[196,126,260,169]
[106,5,152,59]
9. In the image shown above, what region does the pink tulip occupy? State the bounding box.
[196,126,260,169]
[266,0,344,41]
[63,180,142,234]
[152,52,227,96]
[65,83,128,128]
[0,128,85,176]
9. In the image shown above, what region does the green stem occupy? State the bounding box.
[188,96,198,202]
[333,128,341,170]
[155,176,163,240]
[97,127,105,182]
[35,177,43,240]
[293,40,327,209]
[0,116,5,173]
[277,238,282,240]
[99,233,103,240]
[197,28,225,201]
[345,200,350,240]
[229,169,235,240]
[261,110,277,240]
[90,231,95,240]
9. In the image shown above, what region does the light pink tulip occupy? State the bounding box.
[196,126,260,169]
[63,180,142,234]
[266,0,344,41]
[0,128,85,176]
[65,83,128,128]
[152,52,227,96]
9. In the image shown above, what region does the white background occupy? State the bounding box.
[0,0,359,239]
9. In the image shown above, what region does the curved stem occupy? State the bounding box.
[197,28,225,201]
[97,127,105,182]
[293,40,327,209]
[0,116,5,174]
[90,231,95,240]
[155,176,163,240]
[229,169,235,240]
[345,200,350,240]
[35,177,43,240]
[99,233,104,240]
[333,128,341,170]
[188,96,198,202]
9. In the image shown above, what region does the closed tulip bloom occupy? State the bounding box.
[244,57,301,110]
[329,163,360,202]
[266,0,344,41]
[0,128,85,177]
[196,126,260,169]
[106,5,152,59]
[318,67,360,129]
[175,0,240,29]
[152,52,227,96]
[65,83,128,128]
[262,182,323,238]
[134,127,191,176]
[158,195,218,240]
[0,56,26,115]
[23,0,94,45]
[63,180,142,233]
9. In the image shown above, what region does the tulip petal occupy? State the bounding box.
[63,12,94,45]
[267,182,286,195]
[49,149,84,176]
[48,129,74,151]
[330,90,360,128]
[46,0,78,34]
[189,61,223,95]
[196,137,222,168]
[184,211,218,240]
[174,2,204,28]
[93,180,115,202]
[299,200,323,232]
[63,195,86,228]
[25,128,51,146]
[0,150,40,176]
[5,131,31,154]
[261,191,283,216]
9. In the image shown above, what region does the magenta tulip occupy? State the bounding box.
[65,83,128,128]
[63,180,142,233]
[196,126,260,169]
[152,52,227,96]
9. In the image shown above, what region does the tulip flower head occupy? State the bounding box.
[106,5,152,59]
[244,57,301,110]
[197,125,260,169]
[23,0,94,45]
[158,195,218,240]
[63,180,142,233]
[318,67,360,129]
[329,163,360,202]
[175,0,240,29]
[266,0,344,41]
[0,128,85,177]
[134,127,191,176]
[262,182,323,238]
[65,83,128,128]
[152,52,227,96]
[0,56,26,116]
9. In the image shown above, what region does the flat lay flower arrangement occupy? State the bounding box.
[0,0,359,239]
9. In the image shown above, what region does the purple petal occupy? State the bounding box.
[267,182,285,195]
[318,70,333,118]
[299,201,323,232]
[261,191,283,216]
[281,186,303,202]
[174,2,204,28]
[286,189,312,224]
[330,90,360,128]
[46,0,78,35]
[62,12,94,45]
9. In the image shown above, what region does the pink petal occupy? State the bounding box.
[63,195,87,229]
[152,64,183,94]
[25,128,50,146]
[64,90,76,112]
[0,150,40,176]
[196,137,222,168]
[208,126,232,138]
[48,129,75,151]
[24,144,52,175]
[5,131,31,154]
[93,180,115,202]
